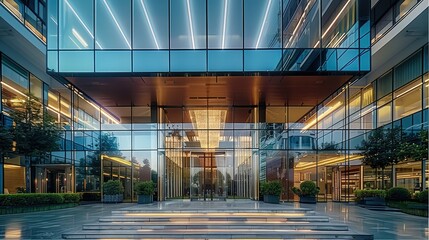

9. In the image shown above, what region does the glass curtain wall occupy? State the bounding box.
[159,106,258,201]
[47,0,371,74]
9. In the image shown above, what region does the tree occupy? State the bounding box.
[86,132,123,180]
[398,129,428,162]
[0,124,13,162]
[398,129,428,190]
[10,94,62,192]
[360,127,401,189]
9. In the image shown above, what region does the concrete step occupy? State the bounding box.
[62,229,373,239]
[98,215,330,223]
[82,222,349,231]
[111,208,315,214]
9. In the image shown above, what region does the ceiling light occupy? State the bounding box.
[190,109,227,149]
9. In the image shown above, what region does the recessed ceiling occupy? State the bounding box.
[67,75,353,108]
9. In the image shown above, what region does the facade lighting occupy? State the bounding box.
[186,0,196,49]
[255,0,272,49]
[140,0,160,49]
[102,0,131,49]
[222,0,228,49]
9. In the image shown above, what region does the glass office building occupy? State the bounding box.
[1,0,427,202]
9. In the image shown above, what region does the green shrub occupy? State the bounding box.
[260,181,282,196]
[386,187,411,201]
[354,189,386,202]
[415,190,428,204]
[292,181,320,197]
[0,194,66,206]
[61,193,81,203]
[135,181,155,195]
[80,192,101,201]
[103,180,124,195]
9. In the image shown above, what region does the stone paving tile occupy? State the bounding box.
[0,200,427,239]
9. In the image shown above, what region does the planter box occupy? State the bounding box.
[263,195,280,204]
[299,196,317,204]
[137,194,153,204]
[103,194,123,203]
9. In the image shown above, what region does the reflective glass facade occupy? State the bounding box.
[47,0,370,73]
[2,0,428,204]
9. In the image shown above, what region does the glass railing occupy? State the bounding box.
[371,0,422,44]
[0,0,46,43]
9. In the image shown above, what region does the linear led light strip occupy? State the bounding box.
[72,28,88,47]
[68,36,81,49]
[103,0,131,49]
[2,82,27,97]
[395,82,422,98]
[255,0,272,49]
[186,0,195,49]
[301,101,342,131]
[64,0,103,49]
[222,0,228,49]
[140,0,159,49]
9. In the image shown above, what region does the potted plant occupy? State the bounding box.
[292,181,320,203]
[103,180,124,203]
[135,181,155,204]
[260,181,282,204]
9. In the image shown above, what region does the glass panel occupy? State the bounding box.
[244,0,281,48]
[133,0,168,49]
[95,0,131,49]
[133,51,169,72]
[338,49,359,71]
[394,50,422,90]
[377,103,392,127]
[30,74,43,100]
[322,0,358,48]
[47,0,58,49]
[283,0,320,49]
[132,131,157,150]
[393,79,422,120]
[101,106,131,130]
[47,51,58,72]
[377,71,392,99]
[424,73,429,108]
[170,50,206,72]
[59,51,94,72]
[208,50,243,72]
[207,0,243,49]
[361,84,374,107]
[244,50,281,71]
[59,0,94,49]
[95,51,131,72]
[170,0,206,49]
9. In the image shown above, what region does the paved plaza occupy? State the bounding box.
[0,200,426,239]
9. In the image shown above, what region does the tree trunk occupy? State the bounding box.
[375,168,378,189]
[25,156,31,193]
[381,167,385,190]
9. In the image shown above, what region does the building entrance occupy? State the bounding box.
[160,106,258,201]
[190,152,227,201]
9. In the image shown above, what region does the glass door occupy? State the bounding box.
[190,152,227,201]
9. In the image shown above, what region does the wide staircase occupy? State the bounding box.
[62,201,373,239]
